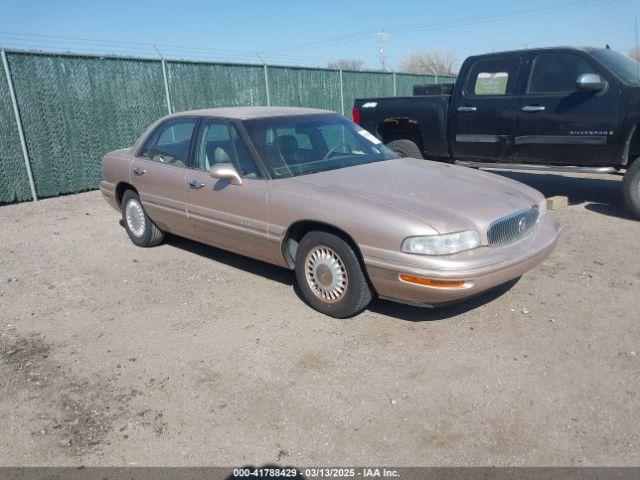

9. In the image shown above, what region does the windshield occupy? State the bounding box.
[591,49,640,86]
[241,113,398,179]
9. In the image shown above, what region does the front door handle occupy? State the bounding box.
[457,106,477,112]
[189,180,205,189]
[132,167,146,176]
[521,105,546,112]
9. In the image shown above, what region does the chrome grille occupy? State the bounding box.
[487,207,539,246]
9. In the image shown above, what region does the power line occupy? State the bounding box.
[269,0,618,52]
[0,31,384,68]
[0,0,619,69]
[0,31,355,64]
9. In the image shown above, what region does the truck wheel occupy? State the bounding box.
[386,139,423,159]
[294,231,372,318]
[121,190,164,247]
[622,159,640,219]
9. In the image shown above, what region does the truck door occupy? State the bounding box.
[451,55,522,161]
[513,52,620,165]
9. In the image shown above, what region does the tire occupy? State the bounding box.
[386,139,423,159]
[622,158,640,219]
[294,231,372,318]
[121,190,164,247]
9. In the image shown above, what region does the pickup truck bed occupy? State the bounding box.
[355,95,450,159]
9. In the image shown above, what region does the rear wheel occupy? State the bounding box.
[294,231,372,318]
[121,190,164,247]
[386,139,423,159]
[622,158,640,219]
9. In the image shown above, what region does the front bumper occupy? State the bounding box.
[364,214,559,306]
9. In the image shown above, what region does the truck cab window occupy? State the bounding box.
[528,54,598,94]
[464,57,521,96]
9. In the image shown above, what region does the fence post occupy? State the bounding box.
[339,69,344,115]
[263,64,271,106]
[255,54,271,106]
[435,74,439,84]
[1,49,38,201]
[393,72,397,96]
[154,45,172,114]
[161,59,172,114]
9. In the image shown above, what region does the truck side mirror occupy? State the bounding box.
[576,73,605,92]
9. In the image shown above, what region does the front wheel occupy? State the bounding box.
[622,159,640,219]
[295,231,372,318]
[121,190,164,247]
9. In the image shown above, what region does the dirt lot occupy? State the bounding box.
[0,170,638,466]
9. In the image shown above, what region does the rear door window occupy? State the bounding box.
[139,118,197,167]
[464,56,522,96]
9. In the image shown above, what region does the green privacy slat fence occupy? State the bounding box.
[167,61,267,112]
[0,50,455,204]
[268,66,342,112]
[341,70,394,116]
[0,58,32,203]
[6,53,167,199]
[396,73,437,96]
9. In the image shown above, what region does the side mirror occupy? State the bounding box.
[210,163,242,185]
[576,73,605,92]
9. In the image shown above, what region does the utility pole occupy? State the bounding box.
[377,30,389,71]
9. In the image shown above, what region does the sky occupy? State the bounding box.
[0,0,638,71]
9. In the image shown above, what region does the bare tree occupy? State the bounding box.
[327,59,364,71]
[629,46,640,62]
[398,50,458,76]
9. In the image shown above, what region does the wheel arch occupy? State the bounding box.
[281,220,367,273]
[115,182,138,208]
[624,122,640,166]
[377,117,424,151]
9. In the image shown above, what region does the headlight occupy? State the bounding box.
[401,231,481,255]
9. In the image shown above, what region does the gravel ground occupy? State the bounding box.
[0,170,638,467]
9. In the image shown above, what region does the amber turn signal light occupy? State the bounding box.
[399,274,466,288]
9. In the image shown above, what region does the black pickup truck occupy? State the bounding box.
[353,47,640,217]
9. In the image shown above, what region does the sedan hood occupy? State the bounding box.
[290,158,543,235]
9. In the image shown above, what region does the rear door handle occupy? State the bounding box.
[132,167,146,176]
[188,180,205,189]
[521,105,546,112]
[457,106,477,112]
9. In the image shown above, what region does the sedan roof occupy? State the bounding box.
[171,106,334,120]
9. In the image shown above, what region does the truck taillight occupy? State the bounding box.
[352,106,360,125]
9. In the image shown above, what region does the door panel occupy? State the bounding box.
[451,56,522,161]
[129,158,193,237]
[185,172,277,264]
[185,117,279,264]
[129,117,199,238]
[513,53,620,165]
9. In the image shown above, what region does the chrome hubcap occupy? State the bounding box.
[125,199,146,238]
[305,245,348,303]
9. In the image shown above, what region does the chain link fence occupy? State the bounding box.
[0,49,455,204]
